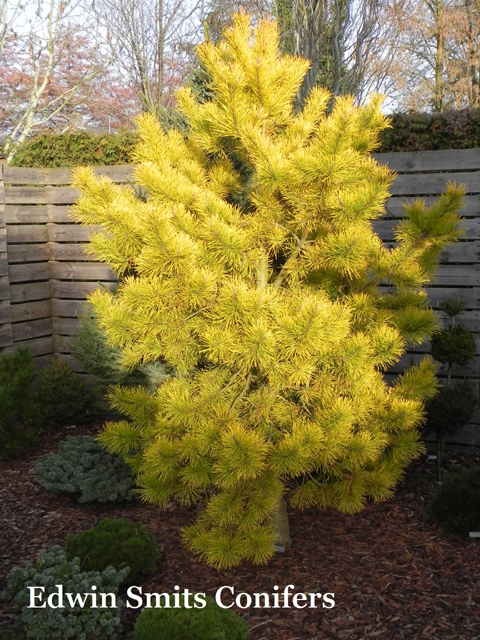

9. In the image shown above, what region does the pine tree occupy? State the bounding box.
[72,14,465,569]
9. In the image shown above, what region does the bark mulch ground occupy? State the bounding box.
[1,420,479,640]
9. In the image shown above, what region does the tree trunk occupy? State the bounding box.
[433,0,444,112]
[274,495,291,551]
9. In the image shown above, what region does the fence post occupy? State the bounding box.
[0,155,13,351]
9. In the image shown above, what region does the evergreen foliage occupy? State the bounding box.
[72,15,464,568]
[430,324,476,366]
[132,596,250,640]
[0,347,39,456]
[10,130,137,167]
[380,109,480,152]
[34,435,135,502]
[425,380,476,437]
[1,546,127,640]
[426,297,477,480]
[36,357,93,426]
[70,306,168,402]
[65,518,160,583]
[428,466,480,536]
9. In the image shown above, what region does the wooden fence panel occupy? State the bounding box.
[0,163,13,349]
[1,164,131,363]
[0,155,479,447]
[374,150,480,448]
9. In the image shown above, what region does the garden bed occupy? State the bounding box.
[1,420,479,640]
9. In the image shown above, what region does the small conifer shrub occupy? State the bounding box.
[426,298,477,480]
[73,15,464,568]
[428,466,480,536]
[0,346,40,457]
[36,357,93,426]
[1,545,128,640]
[65,518,160,583]
[70,307,168,403]
[132,596,250,640]
[34,435,135,502]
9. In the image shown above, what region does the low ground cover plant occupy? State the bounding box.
[428,466,480,536]
[36,357,92,427]
[73,15,464,569]
[65,517,160,583]
[2,546,127,640]
[0,348,92,457]
[0,347,39,456]
[132,596,250,640]
[34,435,135,502]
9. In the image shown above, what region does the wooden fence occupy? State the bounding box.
[0,164,132,369]
[0,150,480,448]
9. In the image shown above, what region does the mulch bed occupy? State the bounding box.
[1,420,479,640]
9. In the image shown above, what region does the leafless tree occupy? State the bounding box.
[87,0,205,115]
[0,0,23,59]
[274,0,399,106]
[1,0,110,161]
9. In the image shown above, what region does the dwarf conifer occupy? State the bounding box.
[72,15,464,568]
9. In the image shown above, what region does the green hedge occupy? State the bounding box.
[380,109,480,152]
[10,130,138,167]
[9,108,480,166]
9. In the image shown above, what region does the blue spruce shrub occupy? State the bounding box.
[33,435,135,502]
[1,545,128,640]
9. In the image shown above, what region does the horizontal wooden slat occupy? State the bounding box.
[0,304,11,324]
[12,317,53,342]
[0,257,7,276]
[8,262,50,283]
[51,280,116,299]
[52,317,81,335]
[52,298,88,317]
[4,241,93,262]
[426,287,480,308]
[50,262,115,280]
[0,324,13,348]
[48,205,74,223]
[10,299,51,323]
[374,149,480,173]
[8,243,49,263]
[374,218,480,241]
[0,282,9,300]
[13,335,54,356]
[430,265,480,287]
[383,195,480,219]
[382,240,480,264]
[4,167,46,184]
[53,334,72,352]
[5,205,78,224]
[48,224,99,242]
[9,281,51,303]
[5,186,80,205]
[389,352,479,377]
[5,205,49,223]
[4,164,134,185]
[7,225,48,242]
[0,235,6,251]
[49,243,91,261]
[389,172,480,196]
